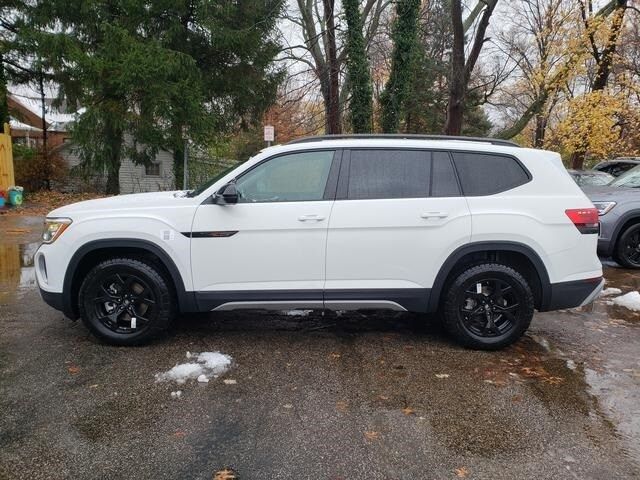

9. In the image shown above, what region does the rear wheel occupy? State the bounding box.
[614,224,640,269]
[442,263,534,350]
[78,257,176,345]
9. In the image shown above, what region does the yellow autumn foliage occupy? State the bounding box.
[550,90,640,163]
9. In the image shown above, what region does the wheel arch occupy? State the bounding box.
[428,241,551,312]
[610,213,640,257]
[62,239,197,319]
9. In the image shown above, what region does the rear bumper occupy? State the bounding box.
[542,277,604,311]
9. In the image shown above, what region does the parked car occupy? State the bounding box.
[593,158,640,177]
[568,169,614,187]
[608,164,640,189]
[583,184,640,268]
[36,134,603,350]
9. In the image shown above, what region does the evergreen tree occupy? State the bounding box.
[344,0,373,133]
[25,0,283,193]
[380,0,421,133]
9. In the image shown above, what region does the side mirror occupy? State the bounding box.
[214,182,238,205]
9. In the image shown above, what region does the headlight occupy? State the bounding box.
[592,202,616,216]
[42,218,72,244]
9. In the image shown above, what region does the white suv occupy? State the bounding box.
[36,135,604,349]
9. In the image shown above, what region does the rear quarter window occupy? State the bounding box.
[451,152,530,196]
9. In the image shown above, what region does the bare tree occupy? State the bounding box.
[444,0,498,135]
[283,0,389,133]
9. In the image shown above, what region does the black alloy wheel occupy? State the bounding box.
[615,224,640,269]
[78,257,175,345]
[443,263,534,350]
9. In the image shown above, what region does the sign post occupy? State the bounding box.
[264,125,274,147]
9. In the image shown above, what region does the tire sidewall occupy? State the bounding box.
[615,224,640,269]
[443,264,534,350]
[78,258,175,345]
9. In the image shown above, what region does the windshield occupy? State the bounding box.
[186,163,241,197]
[609,165,640,188]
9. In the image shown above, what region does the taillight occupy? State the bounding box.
[565,208,599,234]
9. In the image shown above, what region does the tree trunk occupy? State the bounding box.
[0,54,8,126]
[38,70,51,190]
[534,114,546,148]
[570,151,585,170]
[104,118,122,195]
[444,0,465,135]
[323,0,341,134]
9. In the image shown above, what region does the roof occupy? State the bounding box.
[8,86,77,131]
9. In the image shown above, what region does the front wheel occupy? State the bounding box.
[442,263,534,350]
[78,257,176,345]
[613,223,640,269]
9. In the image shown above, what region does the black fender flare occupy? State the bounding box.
[427,241,552,312]
[62,238,197,319]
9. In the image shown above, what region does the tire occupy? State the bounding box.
[78,257,176,345]
[613,223,640,269]
[442,263,534,350]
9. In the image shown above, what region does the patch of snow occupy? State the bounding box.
[197,352,232,374]
[612,291,640,312]
[283,310,311,316]
[223,379,237,385]
[600,288,622,297]
[156,351,232,384]
[170,390,182,399]
[197,374,209,383]
[157,363,203,384]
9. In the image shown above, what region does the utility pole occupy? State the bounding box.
[183,137,189,190]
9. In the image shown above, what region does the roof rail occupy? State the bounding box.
[286,134,520,148]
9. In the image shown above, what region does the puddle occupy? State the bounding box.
[0,242,39,304]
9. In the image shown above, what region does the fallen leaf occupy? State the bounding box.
[435,373,449,379]
[213,467,238,480]
[329,352,341,359]
[336,401,349,412]
[401,407,415,416]
[364,431,380,441]
[67,365,80,375]
[454,466,470,478]
[173,430,187,438]
[283,403,293,409]
[377,395,390,401]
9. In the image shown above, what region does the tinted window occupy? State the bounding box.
[452,152,529,196]
[348,150,430,199]
[431,152,460,196]
[235,150,334,202]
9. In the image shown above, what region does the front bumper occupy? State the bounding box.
[543,277,605,311]
[39,287,64,312]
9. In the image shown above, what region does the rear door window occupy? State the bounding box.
[451,152,530,196]
[348,150,430,200]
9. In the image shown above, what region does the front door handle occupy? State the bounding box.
[298,214,326,222]
[420,212,449,219]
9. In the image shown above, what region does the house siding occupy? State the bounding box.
[119,149,175,194]
[55,144,175,193]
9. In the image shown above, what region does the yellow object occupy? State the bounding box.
[0,123,15,193]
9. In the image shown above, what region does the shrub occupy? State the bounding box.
[13,144,68,191]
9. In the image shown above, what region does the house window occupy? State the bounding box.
[145,162,160,176]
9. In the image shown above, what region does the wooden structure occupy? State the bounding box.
[0,123,15,192]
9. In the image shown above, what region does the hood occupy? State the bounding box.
[47,191,190,217]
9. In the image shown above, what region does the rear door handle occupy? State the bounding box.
[298,214,326,222]
[421,212,448,219]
